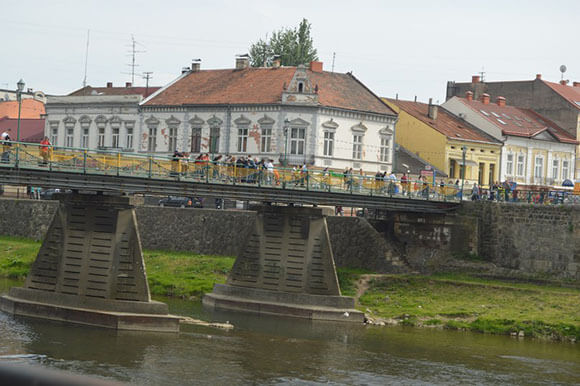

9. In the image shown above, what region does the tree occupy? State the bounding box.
[249,19,318,67]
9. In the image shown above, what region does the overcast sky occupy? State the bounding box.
[2,0,579,104]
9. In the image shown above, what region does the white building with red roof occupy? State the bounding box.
[443,93,577,187]
[139,57,397,171]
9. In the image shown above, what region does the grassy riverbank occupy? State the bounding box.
[0,236,578,341]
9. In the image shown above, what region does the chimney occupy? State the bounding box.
[191,60,201,72]
[125,82,132,88]
[106,82,113,88]
[181,67,190,74]
[481,93,490,105]
[560,79,569,86]
[272,57,281,68]
[573,82,580,87]
[465,91,473,102]
[496,96,506,107]
[427,98,438,120]
[472,75,480,83]
[235,56,249,70]
[309,61,323,73]
[536,74,542,80]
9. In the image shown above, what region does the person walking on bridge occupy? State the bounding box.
[39,136,51,166]
[1,129,12,163]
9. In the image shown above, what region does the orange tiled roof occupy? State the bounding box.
[385,98,500,144]
[143,67,396,115]
[0,99,45,119]
[458,98,578,144]
[542,80,580,111]
[69,86,160,98]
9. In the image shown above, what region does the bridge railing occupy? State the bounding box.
[0,141,463,202]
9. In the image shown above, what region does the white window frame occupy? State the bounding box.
[323,131,334,156]
[290,127,305,155]
[112,127,120,148]
[209,127,220,154]
[534,156,544,179]
[261,127,272,153]
[517,154,525,177]
[352,134,363,160]
[168,127,178,152]
[81,128,89,148]
[237,127,248,153]
[506,153,513,176]
[98,127,105,148]
[552,159,559,181]
[148,127,157,152]
[379,136,390,162]
[126,127,133,149]
[66,128,74,148]
[562,160,570,180]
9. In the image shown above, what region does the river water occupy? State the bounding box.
[0,279,578,385]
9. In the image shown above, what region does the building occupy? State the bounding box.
[44,82,160,150]
[140,58,397,171]
[0,87,47,103]
[446,75,580,178]
[443,93,577,187]
[0,98,45,119]
[384,98,502,187]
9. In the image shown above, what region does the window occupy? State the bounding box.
[534,156,544,179]
[552,159,559,180]
[81,128,89,148]
[148,127,157,152]
[237,127,248,152]
[66,128,74,147]
[209,127,220,153]
[112,127,120,148]
[290,127,305,155]
[126,127,133,149]
[563,160,570,180]
[449,159,456,178]
[168,127,178,152]
[98,127,105,148]
[352,135,363,160]
[261,127,272,153]
[323,131,334,156]
[379,137,390,162]
[506,154,513,175]
[50,127,58,146]
[298,82,304,93]
[517,155,525,177]
[191,127,201,153]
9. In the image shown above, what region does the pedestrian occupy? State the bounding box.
[471,183,480,201]
[1,129,12,163]
[39,136,51,166]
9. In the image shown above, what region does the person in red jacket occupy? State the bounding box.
[39,136,51,165]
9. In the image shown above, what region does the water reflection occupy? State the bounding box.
[0,283,578,385]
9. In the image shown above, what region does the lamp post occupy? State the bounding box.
[283,119,290,167]
[16,79,25,167]
[461,145,467,200]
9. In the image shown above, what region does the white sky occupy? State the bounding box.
[2,0,579,104]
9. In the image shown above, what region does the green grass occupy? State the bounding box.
[336,267,372,297]
[0,236,235,298]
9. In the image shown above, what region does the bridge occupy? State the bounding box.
[0,142,461,331]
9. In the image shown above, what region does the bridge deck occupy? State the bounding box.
[0,142,460,213]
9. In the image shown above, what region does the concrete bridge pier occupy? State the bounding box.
[203,205,364,322]
[0,193,180,332]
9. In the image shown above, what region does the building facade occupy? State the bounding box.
[447,75,580,178]
[443,93,577,187]
[140,59,397,171]
[384,98,502,187]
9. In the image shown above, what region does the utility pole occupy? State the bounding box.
[331,52,336,72]
[461,146,467,200]
[142,72,153,97]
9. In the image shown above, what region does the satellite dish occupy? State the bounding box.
[560,65,567,74]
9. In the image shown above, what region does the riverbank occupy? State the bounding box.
[1,236,578,342]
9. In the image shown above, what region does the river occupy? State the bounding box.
[0,279,578,385]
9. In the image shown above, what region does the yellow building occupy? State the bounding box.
[384,98,502,187]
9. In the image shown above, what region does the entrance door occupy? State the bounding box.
[488,164,495,185]
[478,163,484,185]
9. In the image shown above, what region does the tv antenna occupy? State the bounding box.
[560,64,567,80]
[331,52,336,73]
[479,66,486,82]
[142,71,153,97]
[124,35,146,84]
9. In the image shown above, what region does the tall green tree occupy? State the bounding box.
[249,19,318,67]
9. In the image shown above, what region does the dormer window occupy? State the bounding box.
[298,82,304,93]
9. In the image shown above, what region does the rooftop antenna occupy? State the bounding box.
[479,66,486,82]
[82,29,90,88]
[560,64,567,81]
[142,71,153,97]
[124,35,146,84]
[331,52,336,72]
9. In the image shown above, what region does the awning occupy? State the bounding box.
[451,158,479,167]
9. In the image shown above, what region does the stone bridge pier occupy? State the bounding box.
[203,205,364,322]
[0,193,180,332]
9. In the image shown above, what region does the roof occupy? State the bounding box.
[457,97,578,144]
[394,145,447,177]
[542,80,580,111]
[0,99,45,119]
[69,86,160,98]
[143,67,396,116]
[0,117,45,143]
[385,98,500,144]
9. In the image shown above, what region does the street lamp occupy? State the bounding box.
[283,119,290,167]
[461,145,467,200]
[16,79,25,167]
